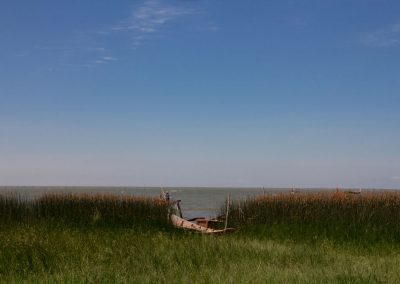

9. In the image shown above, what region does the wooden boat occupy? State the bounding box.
[163,189,235,234]
[170,214,235,234]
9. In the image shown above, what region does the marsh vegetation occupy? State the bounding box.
[1,192,400,283]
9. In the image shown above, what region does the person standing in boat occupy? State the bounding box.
[160,188,170,202]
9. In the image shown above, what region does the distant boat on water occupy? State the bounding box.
[335,187,362,195]
[346,188,362,195]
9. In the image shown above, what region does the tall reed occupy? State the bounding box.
[226,192,400,242]
[0,193,171,229]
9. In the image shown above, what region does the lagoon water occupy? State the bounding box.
[0,186,383,218]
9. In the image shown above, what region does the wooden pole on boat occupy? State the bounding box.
[176,200,183,218]
[224,194,230,230]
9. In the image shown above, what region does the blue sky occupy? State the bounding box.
[1,0,400,188]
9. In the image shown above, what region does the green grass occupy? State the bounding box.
[1,224,400,283]
[2,192,400,283]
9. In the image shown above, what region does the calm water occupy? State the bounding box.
[0,186,390,218]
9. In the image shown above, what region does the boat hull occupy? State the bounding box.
[170,214,234,234]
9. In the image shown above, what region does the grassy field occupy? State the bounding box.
[1,224,400,283]
[1,192,400,283]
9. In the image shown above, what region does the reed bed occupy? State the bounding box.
[226,192,400,242]
[0,193,171,229]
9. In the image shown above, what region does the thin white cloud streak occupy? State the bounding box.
[91,56,118,65]
[34,45,107,53]
[363,23,400,47]
[109,0,195,47]
[102,56,118,61]
[33,44,118,67]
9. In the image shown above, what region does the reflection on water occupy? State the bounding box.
[0,186,385,218]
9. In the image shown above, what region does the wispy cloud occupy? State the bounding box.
[109,0,195,47]
[90,54,118,66]
[24,0,213,68]
[363,23,400,47]
[87,47,107,52]
[34,44,117,68]
[84,56,119,67]
[102,56,118,61]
